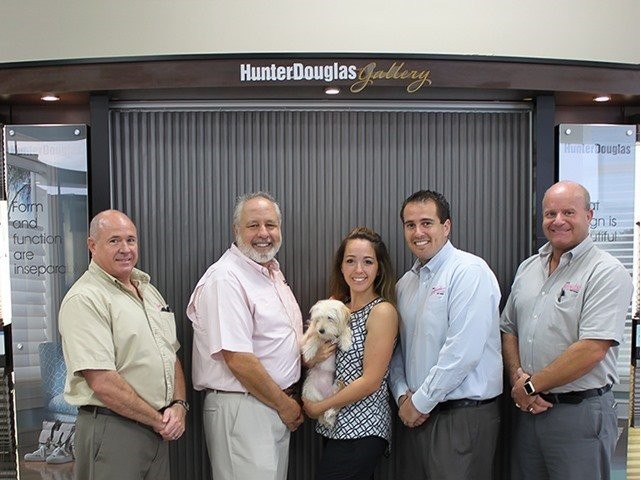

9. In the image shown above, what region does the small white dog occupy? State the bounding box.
[301,299,352,429]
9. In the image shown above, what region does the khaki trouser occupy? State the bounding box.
[203,390,290,480]
[75,408,169,480]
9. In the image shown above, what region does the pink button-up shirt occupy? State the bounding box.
[187,244,303,392]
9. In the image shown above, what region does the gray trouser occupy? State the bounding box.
[401,399,501,480]
[75,408,169,480]
[512,391,618,480]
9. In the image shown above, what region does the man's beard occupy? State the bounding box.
[236,235,281,264]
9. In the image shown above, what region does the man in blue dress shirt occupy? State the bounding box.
[389,189,503,480]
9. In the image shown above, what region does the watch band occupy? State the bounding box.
[169,399,190,411]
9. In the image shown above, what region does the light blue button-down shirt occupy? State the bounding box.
[389,241,503,414]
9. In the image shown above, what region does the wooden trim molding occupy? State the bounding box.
[0,56,637,98]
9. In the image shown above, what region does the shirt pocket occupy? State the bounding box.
[549,290,581,345]
[417,295,447,339]
[158,311,178,346]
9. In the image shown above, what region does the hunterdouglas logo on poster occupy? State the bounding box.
[239,61,432,93]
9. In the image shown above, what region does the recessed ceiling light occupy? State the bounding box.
[593,95,611,102]
[324,87,340,95]
[41,95,60,102]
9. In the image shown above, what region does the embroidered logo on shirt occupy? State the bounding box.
[563,282,581,294]
[430,286,446,297]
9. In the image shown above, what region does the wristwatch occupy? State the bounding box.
[169,399,190,412]
[523,377,536,396]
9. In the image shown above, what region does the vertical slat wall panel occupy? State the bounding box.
[109,105,532,480]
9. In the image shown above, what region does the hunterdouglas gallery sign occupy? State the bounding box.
[239,61,432,93]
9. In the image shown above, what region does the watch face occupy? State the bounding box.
[524,381,535,395]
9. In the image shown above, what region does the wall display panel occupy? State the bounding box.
[109,102,532,480]
[558,124,637,420]
[2,125,88,475]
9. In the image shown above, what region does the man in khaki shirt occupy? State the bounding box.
[59,209,187,480]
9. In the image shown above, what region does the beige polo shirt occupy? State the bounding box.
[59,261,179,410]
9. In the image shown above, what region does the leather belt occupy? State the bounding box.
[539,384,612,405]
[433,396,499,413]
[79,405,159,435]
[210,384,300,398]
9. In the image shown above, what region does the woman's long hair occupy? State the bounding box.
[329,226,396,306]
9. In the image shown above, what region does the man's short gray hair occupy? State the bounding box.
[233,192,282,226]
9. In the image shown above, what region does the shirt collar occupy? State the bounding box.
[88,259,150,287]
[229,243,280,277]
[538,235,593,266]
[411,240,454,275]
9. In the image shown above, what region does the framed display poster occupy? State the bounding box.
[3,124,88,476]
[557,123,636,415]
[559,124,636,255]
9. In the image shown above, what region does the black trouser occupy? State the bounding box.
[316,435,387,480]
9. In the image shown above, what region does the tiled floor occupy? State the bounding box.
[19,460,73,480]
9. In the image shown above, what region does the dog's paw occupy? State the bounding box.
[320,408,338,429]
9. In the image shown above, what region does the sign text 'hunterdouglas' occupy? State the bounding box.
[239,61,432,93]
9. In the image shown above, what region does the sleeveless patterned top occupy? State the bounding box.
[315,297,393,443]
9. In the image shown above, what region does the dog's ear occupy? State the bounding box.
[301,335,321,361]
[341,305,351,324]
[306,318,317,333]
[299,318,316,348]
[337,326,352,352]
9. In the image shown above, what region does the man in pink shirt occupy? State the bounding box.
[187,192,304,480]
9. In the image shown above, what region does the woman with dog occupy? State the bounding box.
[303,226,398,480]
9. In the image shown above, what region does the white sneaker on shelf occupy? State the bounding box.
[45,445,74,464]
[24,444,54,462]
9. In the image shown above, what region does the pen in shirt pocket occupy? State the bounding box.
[557,289,565,302]
[161,305,173,312]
